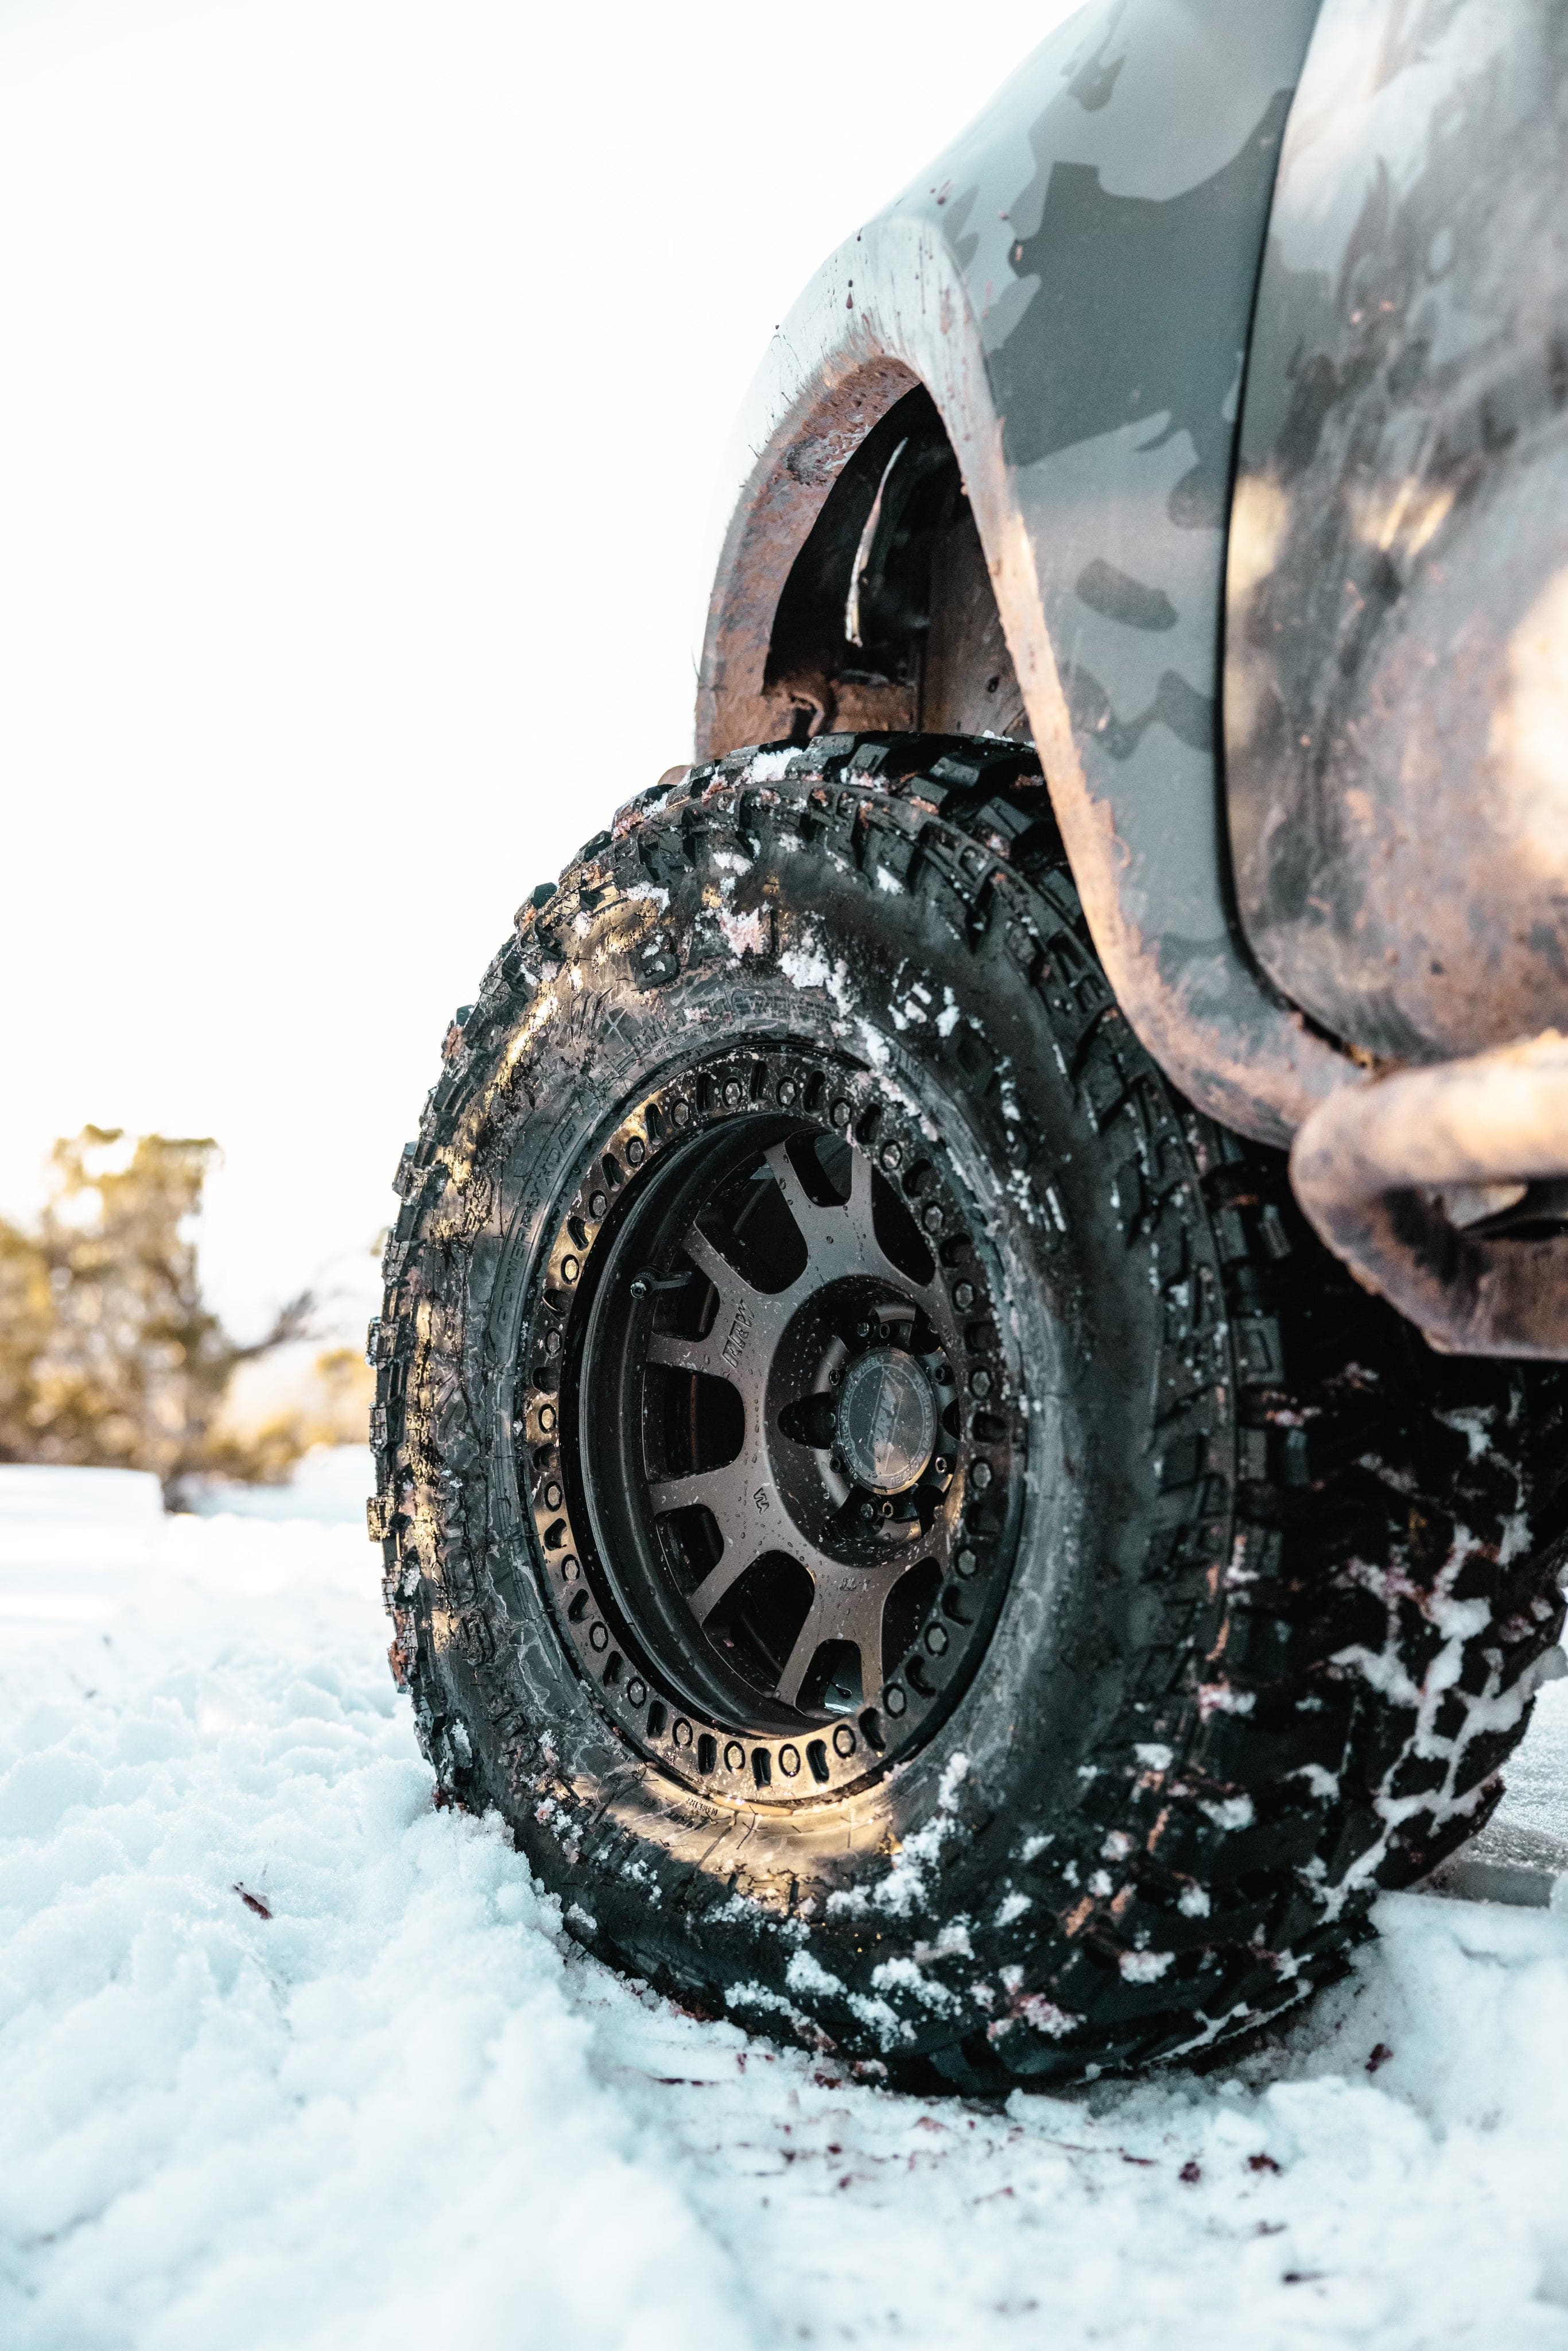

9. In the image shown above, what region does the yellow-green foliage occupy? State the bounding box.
[0,1127,314,1502]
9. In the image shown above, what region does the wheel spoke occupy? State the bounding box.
[647,1458,750,1530]
[773,1566,892,1707]
[683,1223,761,1304]
[774,1593,839,1709]
[685,1535,766,1626]
[645,1330,719,1378]
[763,1139,899,1281]
[762,1142,832,1251]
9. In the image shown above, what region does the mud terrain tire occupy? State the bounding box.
[370,733,1567,2088]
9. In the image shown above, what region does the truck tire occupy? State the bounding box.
[370,734,1568,2088]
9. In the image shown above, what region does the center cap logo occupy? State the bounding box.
[835,1346,938,1495]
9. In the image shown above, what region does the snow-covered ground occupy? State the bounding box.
[3,1457,1567,2351]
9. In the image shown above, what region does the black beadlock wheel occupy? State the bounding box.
[370,732,1568,2089]
[542,1045,1028,1794]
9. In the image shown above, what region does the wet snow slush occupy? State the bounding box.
[3,1456,1567,2350]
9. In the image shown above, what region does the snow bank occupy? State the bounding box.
[2,1462,1567,2349]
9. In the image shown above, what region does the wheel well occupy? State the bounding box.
[759,386,1030,749]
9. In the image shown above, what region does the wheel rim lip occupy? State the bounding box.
[513,1038,1030,1804]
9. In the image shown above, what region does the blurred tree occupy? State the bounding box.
[0,1126,314,1503]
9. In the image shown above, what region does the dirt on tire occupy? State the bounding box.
[369,733,1568,2088]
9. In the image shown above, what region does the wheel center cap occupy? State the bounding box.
[835,1346,938,1495]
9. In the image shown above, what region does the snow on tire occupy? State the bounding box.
[368,734,1568,2088]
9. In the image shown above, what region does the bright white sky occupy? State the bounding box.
[0,0,1074,1341]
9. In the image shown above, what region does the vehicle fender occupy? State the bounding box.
[698,0,1347,1147]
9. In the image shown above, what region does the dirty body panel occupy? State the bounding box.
[700,0,1345,1147]
[1227,0,1568,1066]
